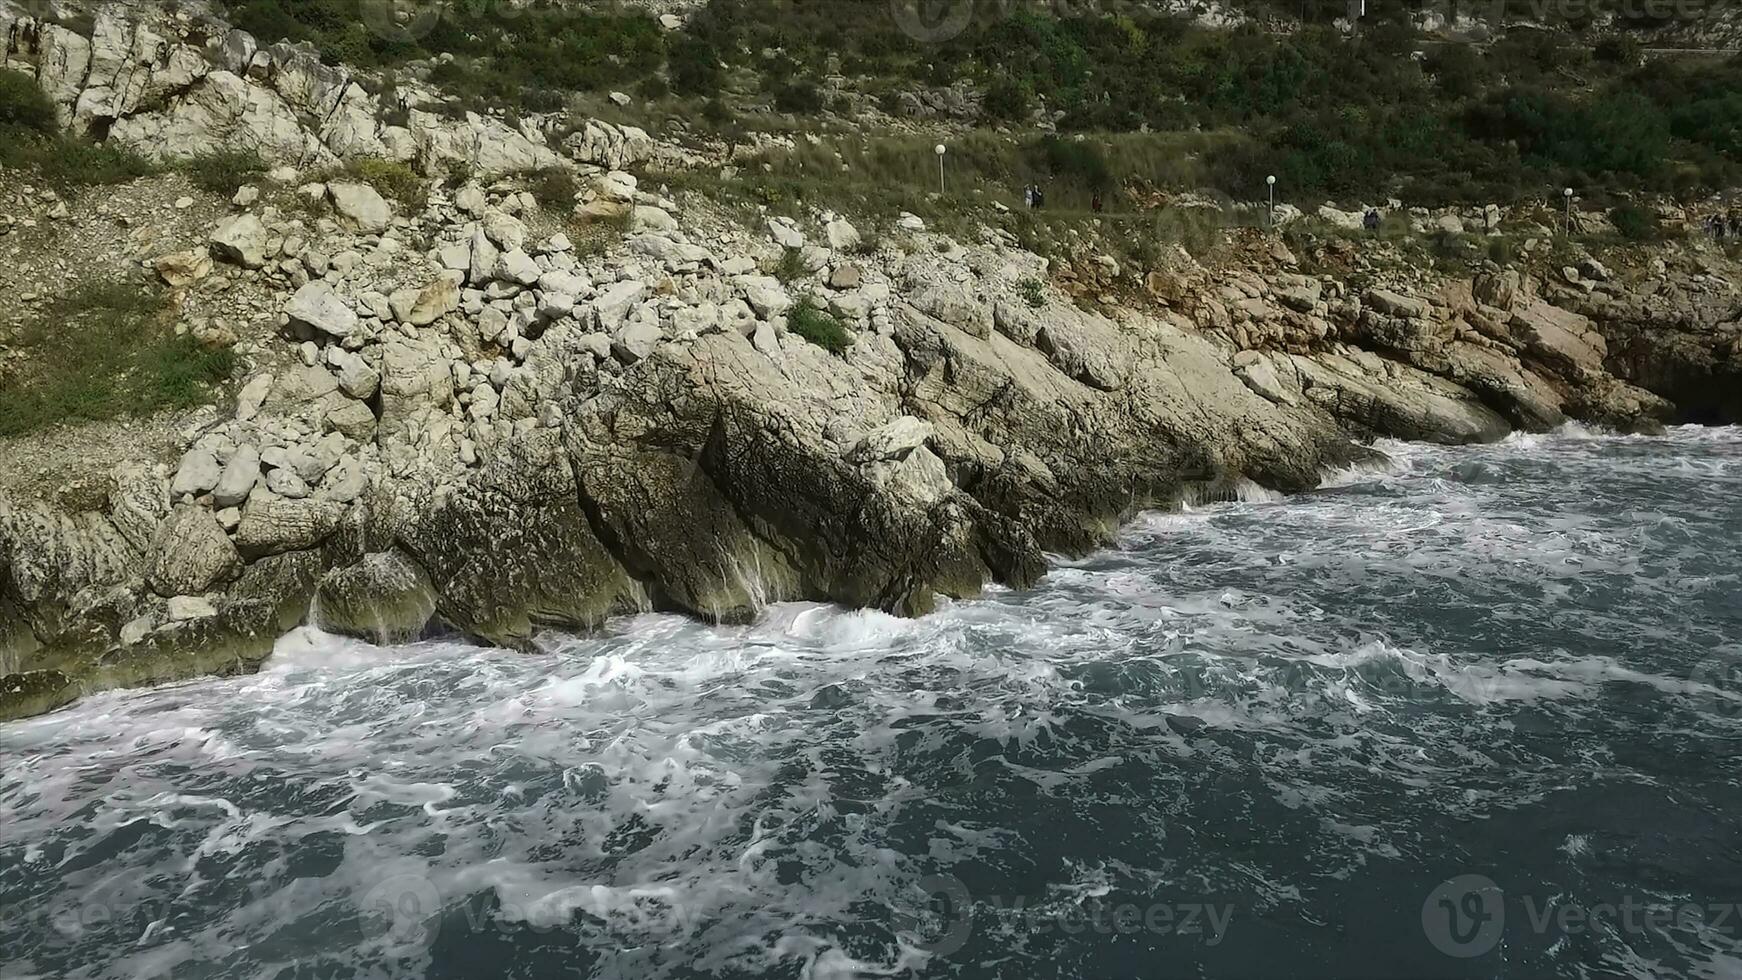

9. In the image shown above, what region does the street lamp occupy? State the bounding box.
[1267,175,1277,228]
[935,143,947,195]
[1563,186,1574,234]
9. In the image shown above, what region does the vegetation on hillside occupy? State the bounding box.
[216,0,1742,207]
[0,69,156,189]
[0,281,235,438]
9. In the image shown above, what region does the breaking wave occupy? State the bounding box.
[3,426,1740,979]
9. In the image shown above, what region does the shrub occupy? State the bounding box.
[0,68,57,134]
[1018,277,1047,309]
[4,135,157,189]
[772,247,808,283]
[182,150,267,195]
[983,77,1031,122]
[669,36,723,96]
[700,97,736,129]
[0,280,234,437]
[341,158,427,211]
[773,79,825,114]
[529,167,579,212]
[788,298,853,354]
[1609,203,1663,241]
[1594,35,1641,66]
[567,209,632,257]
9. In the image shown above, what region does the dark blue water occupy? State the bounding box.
[3,426,1740,979]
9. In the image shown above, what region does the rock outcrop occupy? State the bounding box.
[1,2,1738,723]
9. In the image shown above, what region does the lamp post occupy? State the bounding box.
[935,143,947,195]
[1267,175,1277,228]
[1563,186,1574,234]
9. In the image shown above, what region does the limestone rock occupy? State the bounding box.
[210,213,269,269]
[170,448,222,498]
[313,550,438,644]
[212,446,261,509]
[285,282,358,339]
[149,506,240,597]
[152,248,213,288]
[325,182,393,234]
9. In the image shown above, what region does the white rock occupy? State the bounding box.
[740,276,792,318]
[212,446,261,508]
[826,218,861,251]
[210,213,270,269]
[327,181,393,234]
[768,217,806,250]
[167,596,218,622]
[170,448,222,498]
[495,248,542,286]
[285,282,359,338]
[454,183,487,217]
[326,347,381,399]
[611,319,664,364]
[483,210,529,252]
[594,280,648,332]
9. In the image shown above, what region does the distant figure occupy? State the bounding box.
[1024,184,1036,209]
[1363,208,1381,232]
[1035,186,1046,210]
[1091,191,1104,213]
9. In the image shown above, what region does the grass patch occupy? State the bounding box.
[787,298,853,355]
[771,247,809,284]
[1,68,158,190]
[0,280,235,438]
[528,167,579,212]
[328,158,427,212]
[567,209,633,257]
[181,149,267,195]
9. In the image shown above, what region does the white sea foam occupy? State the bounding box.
[2,426,1740,979]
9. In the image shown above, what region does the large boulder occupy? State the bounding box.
[313,550,439,644]
[326,181,393,234]
[210,213,270,269]
[148,506,240,598]
[285,282,358,339]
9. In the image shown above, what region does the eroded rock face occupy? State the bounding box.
[0,5,1736,720]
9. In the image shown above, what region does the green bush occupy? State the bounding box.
[773,79,825,114]
[0,68,57,134]
[1609,204,1663,241]
[669,36,722,96]
[182,150,267,195]
[529,168,579,212]
[567,210,632,257]
[772,247,808,283]
[983,78,1032,122]
[340,158,427,211]
[788,298,853,355]
[1,280,234,437]
[1018,277,1047,309]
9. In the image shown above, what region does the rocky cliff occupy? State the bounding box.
[1,3,1739,721]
